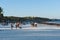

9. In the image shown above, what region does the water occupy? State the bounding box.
[0,24,60,40]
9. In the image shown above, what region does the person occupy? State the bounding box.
[15,22,22,29]
[11,23,14,29]
[34,22,37,27]
[31,22,34,27]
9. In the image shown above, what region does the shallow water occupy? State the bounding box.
[0,24,60,40]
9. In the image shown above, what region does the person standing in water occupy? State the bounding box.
[31,22,34,27]
[15,22,22,29]
[11,23,14,29]
[34,22,37,27]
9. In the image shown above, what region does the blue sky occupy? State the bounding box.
[0,0,60,19]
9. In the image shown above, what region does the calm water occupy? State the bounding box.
[0,24,60,40]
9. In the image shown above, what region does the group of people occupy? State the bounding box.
[31,22,37,27]
[11,22,22,29]
[11,22,38,29]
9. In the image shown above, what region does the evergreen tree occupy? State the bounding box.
[0,7,3,14]
[0,7,3,18]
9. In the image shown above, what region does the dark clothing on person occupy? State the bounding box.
[11,23,14,29]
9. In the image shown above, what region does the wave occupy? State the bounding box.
[0,27,60,31]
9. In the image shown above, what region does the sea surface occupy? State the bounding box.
[0,24,60,40]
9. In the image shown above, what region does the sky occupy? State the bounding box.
[0,0,60,19]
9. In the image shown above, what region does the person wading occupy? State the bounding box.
[16,22,22,29]
[11,23,14,29]
[31,23,34,27]
[34,22,37,27]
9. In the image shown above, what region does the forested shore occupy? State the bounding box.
[0,7,60,25]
